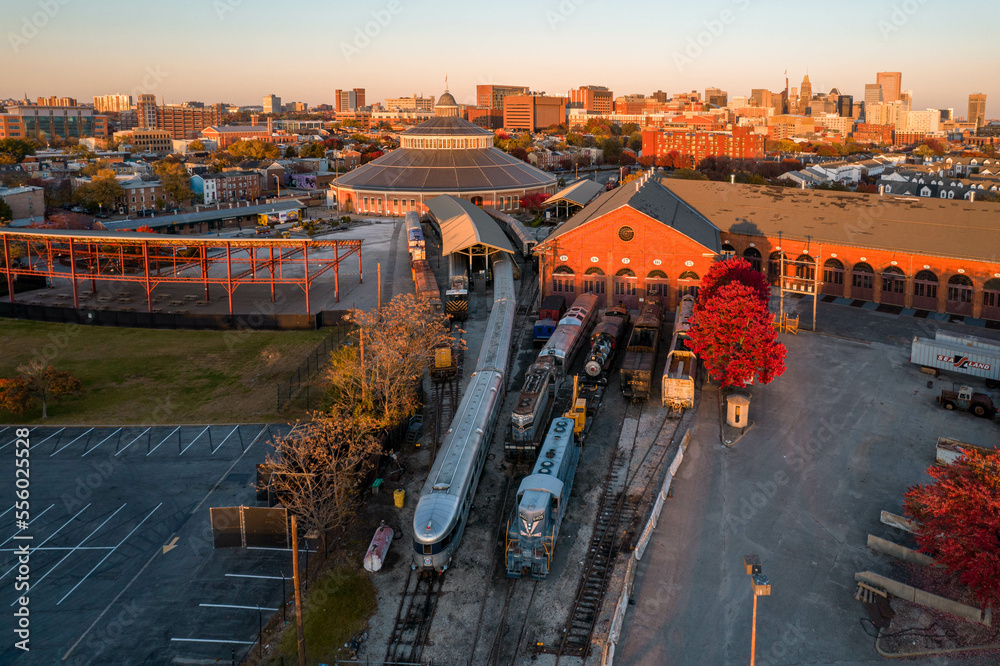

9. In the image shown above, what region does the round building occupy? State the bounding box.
[330,91,557,216]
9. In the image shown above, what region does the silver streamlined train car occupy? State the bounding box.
[505,417,581,580]
[412,255,515,571]
[584,304,631,377]
[508,356,560,459]
[538,292,599,371]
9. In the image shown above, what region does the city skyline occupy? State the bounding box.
[1,0,995,117]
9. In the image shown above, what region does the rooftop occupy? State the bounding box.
[425,195,514,256]
[100,200,306,231]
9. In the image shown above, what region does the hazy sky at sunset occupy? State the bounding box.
[1,0,995,117]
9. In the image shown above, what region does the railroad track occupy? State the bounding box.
[487,577,539,666]
[384,567,444,665]
[430,331,463,463]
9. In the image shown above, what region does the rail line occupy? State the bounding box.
[467,473,515,663]
[384,567,444,665]
[429,329,463,464]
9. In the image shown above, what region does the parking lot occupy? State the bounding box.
[618,299,1000,665]
[0,424,300,665]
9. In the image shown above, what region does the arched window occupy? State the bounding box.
[614,268,636,297]
[552,265,575,294]
[721,243,736,257]
[646,269,668,297]
[881,266,906,305]
[795,254,815,281]
[471,196,483,206]
[743,247,762,272]
[583,267,605,295]
[615,268,636,277]
[678,270,700,298]
[913,269,938,309]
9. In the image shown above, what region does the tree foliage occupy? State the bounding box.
[0,198,13,224]
[672,168,709,181]
[154,160,192,204]
[904,447,1000,608]
[519,191,548,212]
[299,142,327,159]
[0,138,36,163]
[0,359,83,418]
[687,281,786,387]
[75,169,124,211]
[698,257,770,306]
[187,139,205,151]
[228,139,279,160]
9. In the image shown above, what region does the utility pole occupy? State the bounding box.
[291,515,306,666]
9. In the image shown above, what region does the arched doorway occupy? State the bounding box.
[471,195,484,206]
[552,265,575,296]
[678,270,700,299]
[743,247,762,273]
[913,270,938,311]
[583,267,606,306]
[721,243,736,258]
[880,266,906,306]
[795,254,816,281]
[822,258,844,297]
[946,274,974,316]
[983,278,1000,321]
[767,251,782,284]
[646,269,669,301]
[851,262,875,301]
[614,268,638,309]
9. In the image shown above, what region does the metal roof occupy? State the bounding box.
[543,178,605,208]
[100,200,306,231]
[401,116,489,136]
[662,179,1000,264]
[0,227,357,248]
[425,195,515,256]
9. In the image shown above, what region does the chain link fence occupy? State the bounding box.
[276,326,354,412]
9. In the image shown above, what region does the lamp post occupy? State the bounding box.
[743,555,771,666]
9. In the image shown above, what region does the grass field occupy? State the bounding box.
[0,319,331,424]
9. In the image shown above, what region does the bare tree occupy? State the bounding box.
[262,411,382,554]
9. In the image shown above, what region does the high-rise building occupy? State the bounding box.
[750,89,772,109]
[837,95,854,118]
[799,74,812,109]
[704,87,728,108]
[35,96,77,107]
[651,90,669,103]
[385,95,435,112]
[476,84,530,110]
[353,88,366,109]
[876,72,902,104]
[136,95,223,139]
[503,94,566,132]
[969,93,987,128]
[263,94,281,114]
[864,84,884,107]
[137,94,157,129]
[338,90,358,111]
[569,85,613,114]
[93,94,133,113]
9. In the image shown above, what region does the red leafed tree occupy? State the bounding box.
[697,257,771,308]
[519,192,548,212]
[135,225,157,234]
[904,447,1000,608]
[687,282,786,387]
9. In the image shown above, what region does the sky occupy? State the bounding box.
[1,0,996,118]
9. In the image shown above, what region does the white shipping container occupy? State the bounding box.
[910,336,1000,386]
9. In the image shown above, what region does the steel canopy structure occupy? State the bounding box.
[1,228,363,315]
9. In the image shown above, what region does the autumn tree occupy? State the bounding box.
[672,168,708,180]
[154,160,193,204]
[228,139,279,160]
[0,360,83,418]
[75,169,123,212]
[687,282,786,387]
[519,191,549,212]
[0,138,35,163]
[698,257,771,305]
[187,139,205,151]
[904,447,1000,608]
[299,142,327,159]
[262,411,382,553]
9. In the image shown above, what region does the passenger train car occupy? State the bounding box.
[620,299,663,402]
[412,255,515,572]
[505,417,581,580]
[446,253,469,322]
[411,259,442,310]
[484,207,537,258]
[584,304,631,378]
[405,211,426,262]
[507,356,560,459]
[537,292,599,371]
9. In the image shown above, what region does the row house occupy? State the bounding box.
[191,171,262,205]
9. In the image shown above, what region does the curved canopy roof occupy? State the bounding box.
[543,178,605,209]
[426,195,515,256]
[333,145,556,192]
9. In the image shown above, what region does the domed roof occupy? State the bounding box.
[402,116,491,137]
[437,91,458,107]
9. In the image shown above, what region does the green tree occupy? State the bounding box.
[299,142,326,159]
[228,139,279,160]
[67,144,95,159]
[628,132,643,152]
[621,122,640,135]
[600,136,623,163]
[672,168,709,181]
[284,145,298,158]
[0,138,36,163]
[76,169,124,211]
[0,198,13,223]
[187,139,205,151]
[154,161,193,204]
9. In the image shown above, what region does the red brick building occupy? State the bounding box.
[503,95,566,132]
[536,177,1000,321]
[853,123,893,145]
[570,86,613,114]
[641,126,765,164]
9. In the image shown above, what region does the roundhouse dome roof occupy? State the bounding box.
[436,91,458,107]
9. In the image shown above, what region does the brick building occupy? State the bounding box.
[641,126,765,163]
[0,106,107,141]
[503,95,566,132]
[136,96,223,139]
[192,171,262,205]
[0,186,45,222]
[569,86,613,114]
[114,129,173,153]
[535,177,1000,321]
[853,123,894,144]
[476,84,529,110]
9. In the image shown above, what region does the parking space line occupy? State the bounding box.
[211,425,241,454]
[29,427,65,450]
[0,546,112,551]
[0,504,55,549]
[0,427,34,452]
[82,427,122,457]
[199,603,279,611]
[0,503,91,582]
[114,427,150,457]
[0,505,13,520]
[170,638,255,645]
[224,574,292,580]
[51,427,94,456]
[14,503,127,605]
[57,503,162,606]
[247,546,316,553]
[147,426,180,456]
[179,426,211,456]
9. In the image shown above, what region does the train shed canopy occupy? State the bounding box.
[543,178,605,214]
[426,195,515,257]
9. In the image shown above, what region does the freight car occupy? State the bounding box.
[662,295,697,412]
[584,304,630,378]
[620,299,663,401]
[508,356,560,459]
[505,417,581,580]
[537,293,599,371]
[446,253,469,322]
[411,259,442,310]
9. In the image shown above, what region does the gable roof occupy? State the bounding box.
[425,195,515,256]
[543,178,605,208]
[539,175,721,254]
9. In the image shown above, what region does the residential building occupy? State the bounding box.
[93,94,133,113]
[476,84,530,110]
[569,86,613,114]
[0,105,107,141]
[767,114,816,138]
[503,95,566,132]
[334,88,366,112]
[969,93,987,128]
[814,114,854,137]
[853,123,893,144]
[117,176,165,214]
[192,171,262,205]
[704,87,728,108]
[0,185,44,222]
[36,96,77,107]
[876,72,902,103]
[641,126,765,163]
[905,109,941,134]
[136,100,224,139]
[136,94,157,128]
[263,94,281,114]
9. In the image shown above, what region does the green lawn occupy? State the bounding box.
[0,319,331,424]
[275,563,376,665]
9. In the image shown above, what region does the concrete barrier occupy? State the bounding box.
[880,510,919,534]
[866,534,937,566]
[855,571,988,626]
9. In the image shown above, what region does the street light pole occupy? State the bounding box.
[743,555,771,666]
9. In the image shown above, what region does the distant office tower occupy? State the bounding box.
[969,93,987,128]
[939,108,953,122]
[36,96,77,107]
[263,94,281,114]
[476,84,530,110]
[570,85,613,114]
[651,90,669,103]
[384,95,435,112]
[799,74,812,108]
[503,95,566,132]
[338,90,358,111]
[876,72,902,103]
[704,87,728,108]
[750,89,772,109]
[837,95,854,118]
[353,88,366,109]
[137,94,157,129]
[864,84,884,107]
[93,94,133,113]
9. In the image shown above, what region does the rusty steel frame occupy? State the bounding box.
[0,230,363,315]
